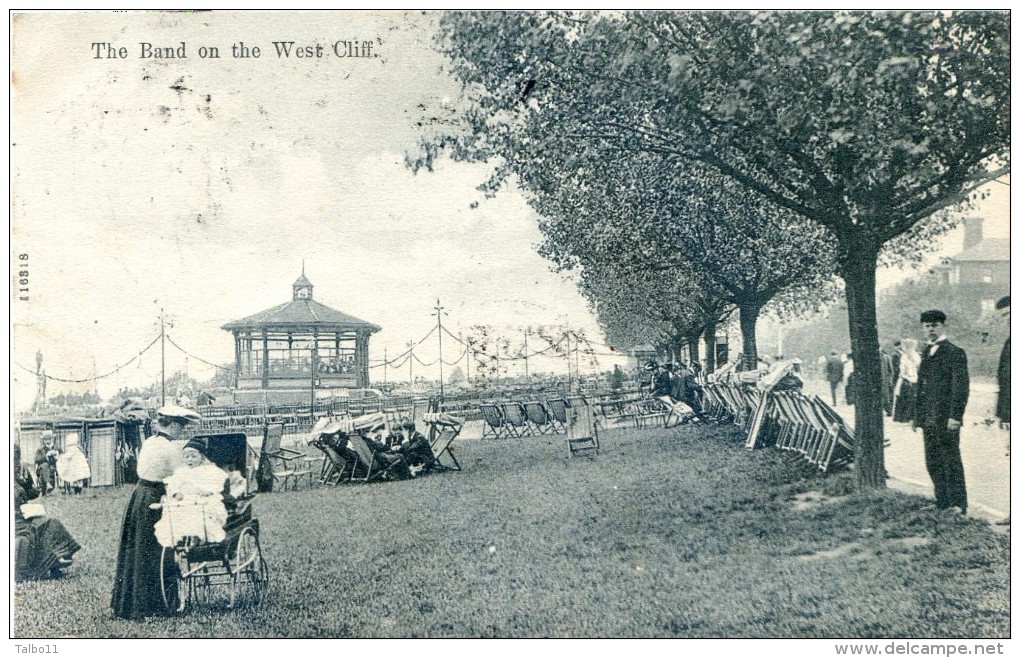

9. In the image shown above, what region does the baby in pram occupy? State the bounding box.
[154,437,245,548]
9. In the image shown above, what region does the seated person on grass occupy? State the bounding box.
[390,419,434,477]
[357,428,412,480]
[154,437,236,547]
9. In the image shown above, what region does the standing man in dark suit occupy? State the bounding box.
[994,296,1009,526]
[913,309,970,514]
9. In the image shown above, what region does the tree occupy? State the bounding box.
[417,9,1009,490]
[532,150,838,368]
[448,365,466,385]
[577,261,733,373]
[205,364,237,390]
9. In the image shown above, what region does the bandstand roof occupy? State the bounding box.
[222,298,381,333]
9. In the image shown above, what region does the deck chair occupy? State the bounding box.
[258,423,314,491]
[345,431,406,483]
[309,416,362,485]
[521,401,555,434]
[479,404,509,439]
[565,397,599,458]
[410,398,434,428]
[310,437,350,485]
[422,413,464,472]
[545,398,568,433]
[500,401,531,437]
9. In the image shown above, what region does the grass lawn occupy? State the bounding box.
[12,423,1009,638]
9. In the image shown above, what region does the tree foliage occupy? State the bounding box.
[414,9,1009,490]
[576,260,733,371]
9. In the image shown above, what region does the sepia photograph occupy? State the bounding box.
[9,9,1011,651]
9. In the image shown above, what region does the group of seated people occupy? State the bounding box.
[315,418,435,481]
[317,355,356,375]
[643,360,707,419]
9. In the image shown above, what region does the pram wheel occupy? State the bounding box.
[160,546,191,614]
[230,526,268,608]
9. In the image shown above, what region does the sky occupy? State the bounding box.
[10,11,621,409]
[10,11,1011,410]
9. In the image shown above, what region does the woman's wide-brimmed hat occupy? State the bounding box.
[156,405,202,424]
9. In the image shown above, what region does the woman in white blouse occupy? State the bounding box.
[111,405,201,620]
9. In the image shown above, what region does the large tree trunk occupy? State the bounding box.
[738,303,761,370]
[842,241,886,490]
[704,317,717,374]
[687,330,701,365]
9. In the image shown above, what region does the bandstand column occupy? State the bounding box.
[261,330,269,389]
[310,328,319,409]
[357,330,370,388]
[233,332,241,388]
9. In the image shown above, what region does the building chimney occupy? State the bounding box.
[963,217,984,250]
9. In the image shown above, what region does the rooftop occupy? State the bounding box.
[952,238,1010,263]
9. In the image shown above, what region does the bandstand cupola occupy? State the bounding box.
[293,267,313,300]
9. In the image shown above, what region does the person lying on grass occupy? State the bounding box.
[154,437,239,547]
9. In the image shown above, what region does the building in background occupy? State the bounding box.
[933,217,1010,317]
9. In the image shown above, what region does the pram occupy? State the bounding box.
[156,432,269,613]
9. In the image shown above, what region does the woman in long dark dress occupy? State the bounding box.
[111,406,200,619]
[14,444,80,581]
[892,339,920,424]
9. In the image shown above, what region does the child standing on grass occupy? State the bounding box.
[56,433,91,495]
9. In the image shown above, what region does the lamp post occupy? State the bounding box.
[159,308,166,406]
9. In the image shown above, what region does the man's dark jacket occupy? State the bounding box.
[915,340,969,428]
[997,337,1010,423]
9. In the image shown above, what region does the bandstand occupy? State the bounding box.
[222,270,381,404]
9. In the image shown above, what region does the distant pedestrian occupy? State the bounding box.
[33,432,59,495]
[994,296,1009,526]
[892,338,920,424]
[913,310,969,515]
[824,350,844,406]
[995,296,1010,428]
[880,343,897,416]
[843,353,856,406]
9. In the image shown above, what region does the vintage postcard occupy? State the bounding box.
[10,10,1010,650]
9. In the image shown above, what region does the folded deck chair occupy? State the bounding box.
[479,403,509,439]
[500,401,531,437]
[595,395,638,428]
[744,392,775,451]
